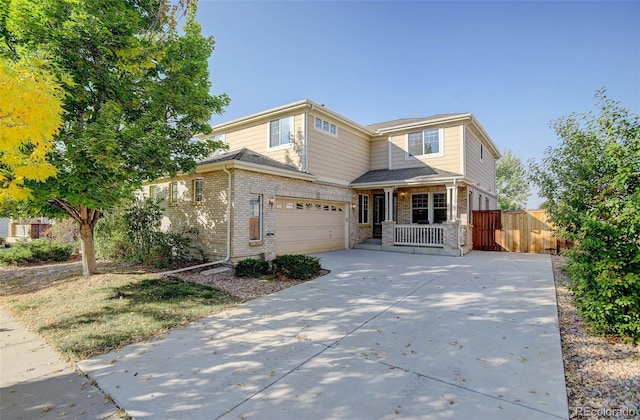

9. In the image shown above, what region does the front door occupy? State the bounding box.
[373,194,385,238]
[372,193,397,238]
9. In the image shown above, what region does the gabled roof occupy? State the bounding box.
[367,114,468,132]
[350,166,463,188]
[211,99,373,137]
[199,148,303,174]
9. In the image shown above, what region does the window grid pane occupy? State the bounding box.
[170,182,178,203]
[249,195,262,241]
[270,120,279,147]
[280,117,291,145]
[424,129,439,154]
[412,194,429,208]
[433,192,446,208]
[194,179,203,202]
[408,132,423,156]
[358,194,369,224]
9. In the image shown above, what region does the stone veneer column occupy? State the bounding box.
[381,221,395,247]
[443,221,460,251]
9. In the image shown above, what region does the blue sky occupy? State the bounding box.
[196,0,640,208]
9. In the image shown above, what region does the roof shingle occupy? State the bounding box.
[350,166,462,185]
[199,148,303,174]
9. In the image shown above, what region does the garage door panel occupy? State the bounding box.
[275,199,346,255]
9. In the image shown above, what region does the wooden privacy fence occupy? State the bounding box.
[472,209,573,254]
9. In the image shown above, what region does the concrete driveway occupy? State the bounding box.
[79,250,568,419]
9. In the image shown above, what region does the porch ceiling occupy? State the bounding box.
[350,167,463,189]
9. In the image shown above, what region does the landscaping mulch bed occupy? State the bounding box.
[174,265,327,302]
[552,256,639,419]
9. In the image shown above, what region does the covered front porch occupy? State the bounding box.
[351,183,473,257]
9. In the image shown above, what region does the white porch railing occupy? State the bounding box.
[394,224,444,247]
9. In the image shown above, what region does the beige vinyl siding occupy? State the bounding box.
[222,113,305,170]
[465,126,497,194]
[370,136,389,170]
[389,125,462,173]
[306,113,370,184]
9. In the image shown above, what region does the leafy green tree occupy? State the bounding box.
[2,0,229,275]
[530,90,640,342]
[496,149,530,210]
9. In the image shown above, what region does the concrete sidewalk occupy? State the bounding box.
[0,308,120,419]
[79,250,569,419]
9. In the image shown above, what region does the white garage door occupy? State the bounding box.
[275,198,346,255]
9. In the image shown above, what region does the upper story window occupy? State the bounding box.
[314,116,338,137]
[269,117,292,149]
[407,128,442,157]
[212,133,226,156]
[480,144,484,160]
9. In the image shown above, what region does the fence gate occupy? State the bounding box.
[472,209,573,254]
[472,210,502,251]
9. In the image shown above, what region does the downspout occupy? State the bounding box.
[159,164,232,276]
[222,164,232,261]
[303,111,308,172]
[454,178,464,257]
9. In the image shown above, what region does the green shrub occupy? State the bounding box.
[234,258,270,277]
[28,238,74,262]
[0,243,33,265]
[95,198,205,268]
[0,239,73,265]
[271,254,321,280]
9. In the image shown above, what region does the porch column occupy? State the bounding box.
[447,185,458,222]
[383,187,394,221]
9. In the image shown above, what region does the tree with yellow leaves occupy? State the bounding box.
[0,56,63,201]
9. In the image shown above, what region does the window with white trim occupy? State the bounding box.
[407,128,441,157]
[192,179,203,203]
[249,194,262,241]
[169,182,178,205]
[269,117,292,148]
[358,194,369,224]
[212,133,226,155]
[411,194,429,224]
[433,192,447,223]
[149,185,158,200]
[314,116,338,137]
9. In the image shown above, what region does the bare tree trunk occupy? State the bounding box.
[79,221,97,276]
[54,200,101,276]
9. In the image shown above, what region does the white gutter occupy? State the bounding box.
[352,175,465,189]
[212,99,373,137]
[197,159,317,181]
[374,114,473,134]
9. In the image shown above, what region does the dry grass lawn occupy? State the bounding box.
[0,262,239,361]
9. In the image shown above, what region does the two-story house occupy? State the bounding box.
[145,99,500,261]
